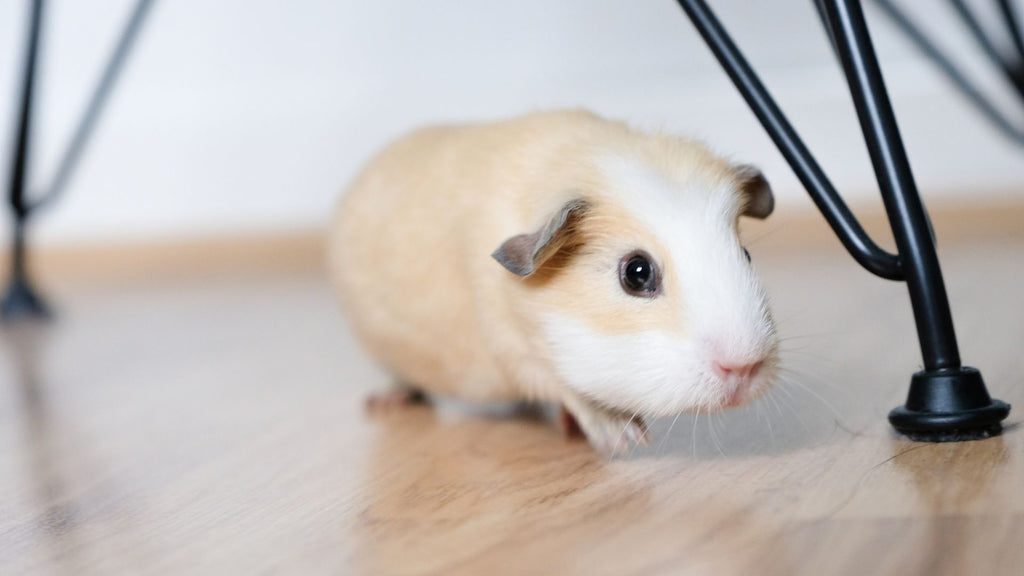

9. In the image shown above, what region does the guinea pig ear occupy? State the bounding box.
[734,164,774,219]
[491,198,589,277]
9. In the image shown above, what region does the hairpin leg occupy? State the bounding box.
[3,0,49,321]
[675,0,1010,441]
[3,0,155,322]
[821,0,1009,440]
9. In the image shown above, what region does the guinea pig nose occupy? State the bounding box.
[712,359,763,382]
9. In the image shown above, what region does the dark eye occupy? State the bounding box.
[619,252,660,297]
[743,247,751,262]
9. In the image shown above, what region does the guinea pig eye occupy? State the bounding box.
[619,252,660,297]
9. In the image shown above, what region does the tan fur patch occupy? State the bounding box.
[522,197,687,338]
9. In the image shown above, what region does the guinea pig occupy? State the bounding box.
[329,109,779,454]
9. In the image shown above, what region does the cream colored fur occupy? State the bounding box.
[328,110,778,454]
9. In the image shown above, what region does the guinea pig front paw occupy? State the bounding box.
[365,387,427,413]
[562,399,648,455]
[558,406,587,440]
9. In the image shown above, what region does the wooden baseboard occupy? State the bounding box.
[743,198,1024,253]
[13,199,1024,282]
[28,231,328,283]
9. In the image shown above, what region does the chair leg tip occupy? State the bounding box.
[1,278,51,322]
[894,423,1004,443]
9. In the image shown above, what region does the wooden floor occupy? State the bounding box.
[1,205,1022,575]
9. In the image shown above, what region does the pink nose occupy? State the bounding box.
[712,360,763,382]
[712,360,763,407]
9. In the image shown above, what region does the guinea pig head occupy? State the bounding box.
[492,161,779,418]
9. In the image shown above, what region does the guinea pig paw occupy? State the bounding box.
[580,410,650,455]
[558,406,587,440]
[615,415,650,452]
[365,388,427,413]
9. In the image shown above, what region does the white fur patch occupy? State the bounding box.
[598,154,776,366]
[537,153,779,416]
[541,313,713,417]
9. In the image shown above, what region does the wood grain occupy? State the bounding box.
[1,205,1022,575]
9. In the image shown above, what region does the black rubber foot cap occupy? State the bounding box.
[889,367,1011,442]
[1,278,51,321]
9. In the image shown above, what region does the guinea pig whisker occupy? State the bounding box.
[780,320,859,339]
[777,346,832,361]
[775,334,825,350]
[775,339,831,359]
[771,385,811,435]
[742,226,780,247]
[776,373,844,421]
[691,406,702,460]
[776,343,821,357]
[707,413,726,458]
[772,309,819,327]
[656,409,684,456]
[775,331,821,343]
[757,398,777,448]
[614,408,643,455]
[776,364,841,393]
[765,385,788,423]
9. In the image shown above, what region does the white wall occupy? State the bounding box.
[1,0,1022,246]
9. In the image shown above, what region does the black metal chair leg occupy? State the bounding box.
[949,0,1024,102]
[821,0,1009,440]
[870,0,1024,146]
[3,0,49,321]
[674,0,1010,441]
[2,220,51,319]
[998,0,1024,61]
[3,0,154,322]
